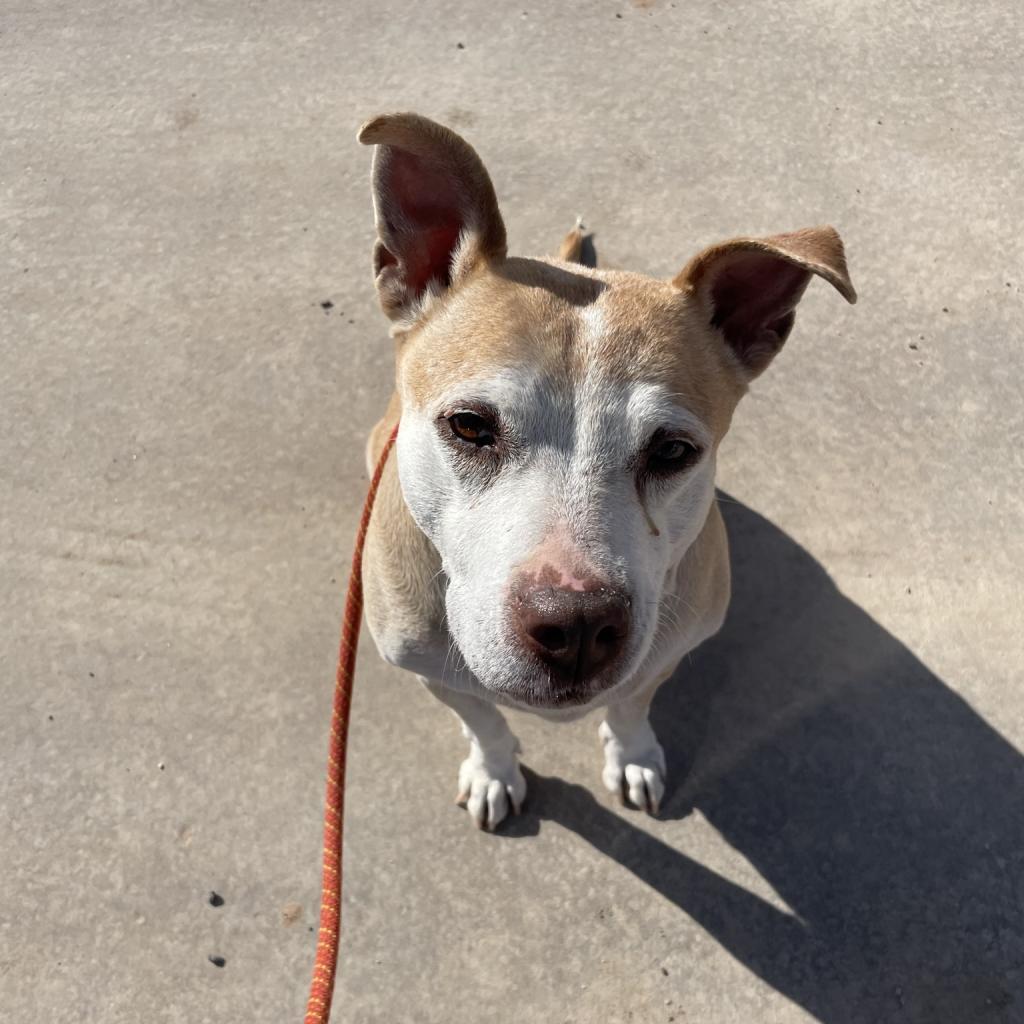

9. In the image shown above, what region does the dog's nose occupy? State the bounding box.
[515,586,630,683]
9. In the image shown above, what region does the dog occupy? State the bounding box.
[357,113,855,830]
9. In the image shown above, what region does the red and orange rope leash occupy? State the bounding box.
[304,423,398,1024]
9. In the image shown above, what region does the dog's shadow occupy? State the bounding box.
[505,495,1024,1023]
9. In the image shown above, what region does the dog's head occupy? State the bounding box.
[359,113,855,711]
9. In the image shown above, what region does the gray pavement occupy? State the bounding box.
[2,2,1023,1022]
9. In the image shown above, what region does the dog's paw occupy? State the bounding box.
[455,750,527,831]
[599,720,666,815]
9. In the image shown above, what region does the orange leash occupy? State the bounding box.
[304,423,398,1024]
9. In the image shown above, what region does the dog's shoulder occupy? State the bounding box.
[364,390,402,476]
[661,499,732,654]
[363,396,448,672]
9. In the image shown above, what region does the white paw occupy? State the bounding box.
[455,749,526,831]
[599,720,667,815]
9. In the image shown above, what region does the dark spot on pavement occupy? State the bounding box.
[209,891,225,907]
[208,954,226,968]
[445,107,478,130]
[174,107,199,131]
[320,300,333,311]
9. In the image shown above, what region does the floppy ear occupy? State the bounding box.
[673,226,856,379]
[357,112,507,322]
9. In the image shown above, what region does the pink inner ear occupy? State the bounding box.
[379,149,469,297]
[710,252,810,372]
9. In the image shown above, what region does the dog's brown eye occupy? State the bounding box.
[448,411,496,447]
[647,436,701,474]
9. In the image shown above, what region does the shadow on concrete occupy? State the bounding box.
[512,496,1024,1023]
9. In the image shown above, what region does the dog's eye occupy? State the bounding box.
[646,436,702,474]
[447,411,497,447]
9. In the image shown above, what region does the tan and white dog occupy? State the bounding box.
[358,113,855,830]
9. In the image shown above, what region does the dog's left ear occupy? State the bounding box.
[358,112,507,322]
[673,226,856,380]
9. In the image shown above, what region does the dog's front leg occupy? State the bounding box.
[421,678,526,831]
[599,683,667,815]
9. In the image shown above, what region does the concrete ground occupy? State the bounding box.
[3,2,1023,1021]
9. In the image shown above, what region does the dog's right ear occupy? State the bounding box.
[358,113,507,322]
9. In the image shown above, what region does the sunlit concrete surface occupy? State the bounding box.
[2,2,1023,1021]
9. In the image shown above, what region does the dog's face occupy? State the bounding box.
[394,267,739,710]
[359,114,855,710]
